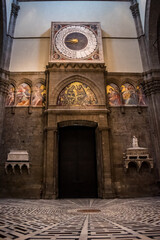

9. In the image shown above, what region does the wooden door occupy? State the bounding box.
[58,126,97,198]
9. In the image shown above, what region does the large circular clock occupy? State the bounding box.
[54,25,98,60]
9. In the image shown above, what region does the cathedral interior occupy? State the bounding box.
[0,0,160,199]
[0,0,160,239]
[0,0,160,200]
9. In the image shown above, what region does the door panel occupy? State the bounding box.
[59,126,97,198]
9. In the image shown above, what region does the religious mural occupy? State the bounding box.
[137,86,146,105]
[107,84,121,106]
[121,83,137,105]
[16,83,31,106]
[32,83,46,106]
[6,84,15,106]
[57,82,98,106]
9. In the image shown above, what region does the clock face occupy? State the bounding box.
[50,22,104,62]
[54,25,98,60]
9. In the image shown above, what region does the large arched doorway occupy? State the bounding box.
[58,125,98,198]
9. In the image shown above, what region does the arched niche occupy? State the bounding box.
[128,161,138,175]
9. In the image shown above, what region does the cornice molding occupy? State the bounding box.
[143,78,160,96]
[46,62,106,72]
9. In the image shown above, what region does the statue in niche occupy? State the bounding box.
[132,136,139,148]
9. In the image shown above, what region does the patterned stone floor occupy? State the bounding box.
[0,197,160,240]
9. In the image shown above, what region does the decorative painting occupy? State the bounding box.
[121,83,137,105]
[57,82,98,106]
[32,83,46,106]
[137,86,146,105]
[6,84,15,106]
[107,84,121,106]
[16,83,31,106]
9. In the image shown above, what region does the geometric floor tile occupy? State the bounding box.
[0,197,160,239]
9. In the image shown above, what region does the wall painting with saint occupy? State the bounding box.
[16,83,31,106]
[121,83,137,105]
[32,83,46,106]
[137,86,146,105]
[57,82,98,106]
[6,84,15,106]
[107,83,121,106]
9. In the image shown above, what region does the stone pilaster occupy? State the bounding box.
[130,0,160,182]
[130,0,150,71]
[99,127,115,198]
[4,2,20,69]
[142,70,160,179]
[0,76,9,146]
[43,127,58,199]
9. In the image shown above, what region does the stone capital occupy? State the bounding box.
[11,3,20,17]
[143,77,160,96]
[130,3,140,18]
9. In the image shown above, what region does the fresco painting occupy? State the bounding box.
[6,85,15,106]
[16,83,31,106]
[137,86,146,105]
[32,83,46,106]
[57,82,98,106]
[107,84,121,106]
[121,83,137,105]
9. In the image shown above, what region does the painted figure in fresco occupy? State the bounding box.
[16,83,31,106]
[107,84,121,106]
[75,84,87,103]
[6,85,15,106]
[85,87,97,105]
[32,84,46,106]
[121,84,137,105]
[57,82,98,106]
[137,86,146,105]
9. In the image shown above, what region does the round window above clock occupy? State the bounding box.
[50,22,104,63]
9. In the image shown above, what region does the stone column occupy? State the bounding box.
[0,76,9,146]
[4,1,20,69]
[99,127,115,198]
[130,0,160,180]
[143,71,160,179]
[43,126,58,199]
[130,0,150,71]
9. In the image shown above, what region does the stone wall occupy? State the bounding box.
[0,107,44,198]
[108,106,157,197]
[0,71,158,198]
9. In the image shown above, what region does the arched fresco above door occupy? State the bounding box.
[57,82,98,106]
